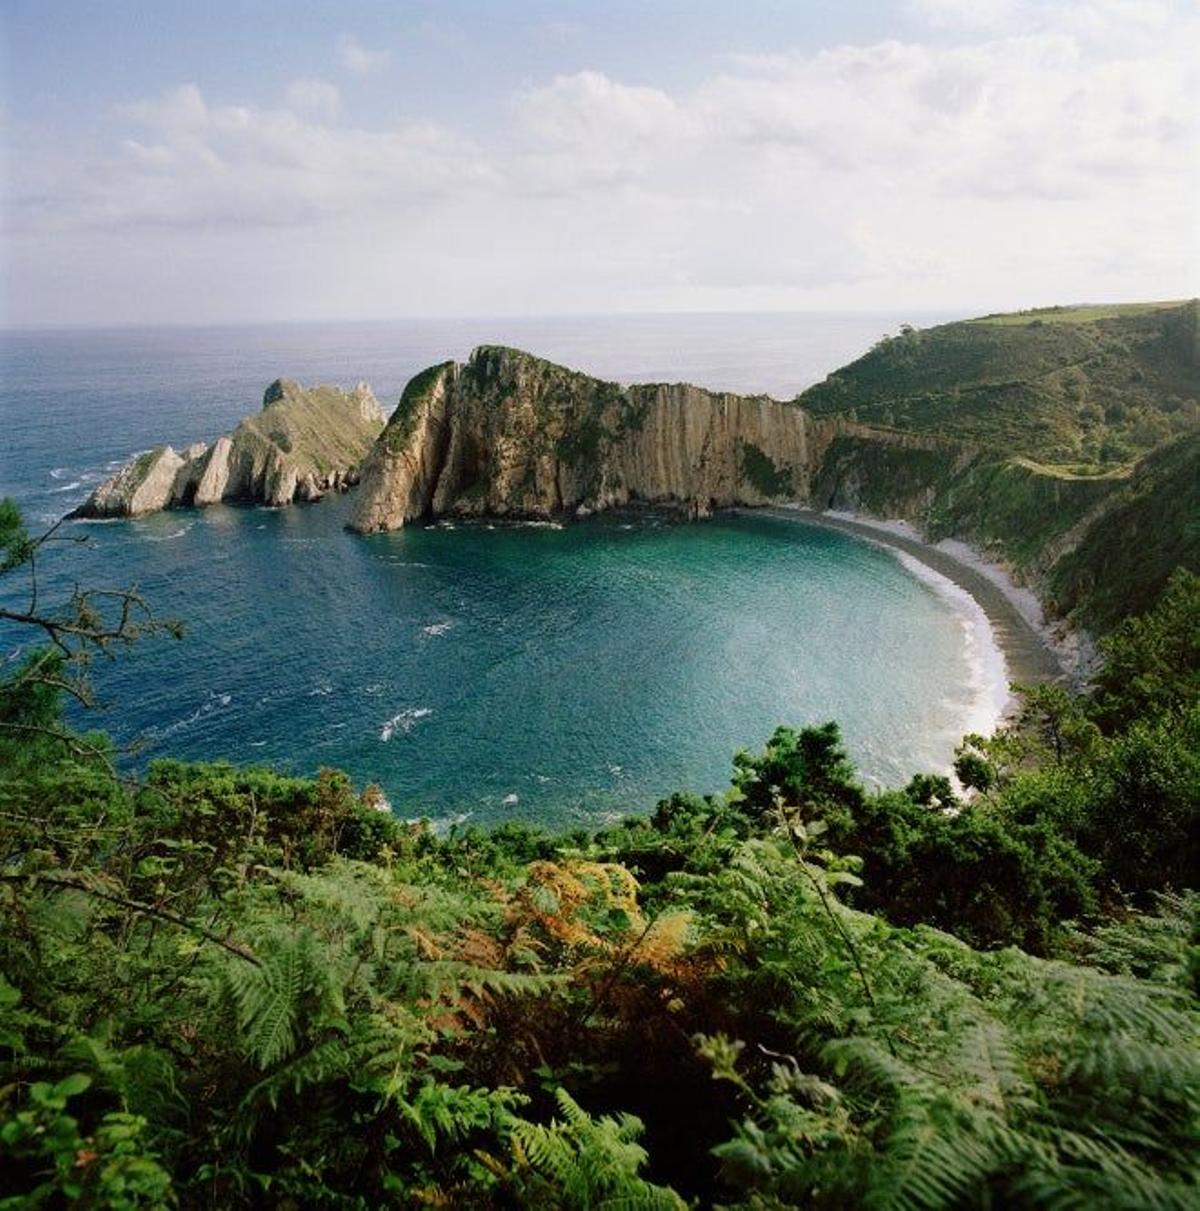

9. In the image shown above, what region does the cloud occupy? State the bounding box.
[907,0,1020,31]
[9,84,491,235]
[285,79,341,123]
[5,0,1196,324]
[337,34,391,76]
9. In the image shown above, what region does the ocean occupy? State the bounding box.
[0,310,1001,829]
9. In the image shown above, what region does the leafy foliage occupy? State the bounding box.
[1,500,1197,1206]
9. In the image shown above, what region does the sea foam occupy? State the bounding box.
[380,707,433,742]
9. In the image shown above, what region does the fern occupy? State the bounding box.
[508,1088,685,1209]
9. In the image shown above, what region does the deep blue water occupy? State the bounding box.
[0,312,989,828]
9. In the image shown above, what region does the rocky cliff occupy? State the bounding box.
[348,347,813,532]
[73,379,386,518]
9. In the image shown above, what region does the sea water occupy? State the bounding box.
[1,311,995,829]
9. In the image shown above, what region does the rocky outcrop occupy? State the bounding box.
[73,379,386,519]
[349,347,815,533]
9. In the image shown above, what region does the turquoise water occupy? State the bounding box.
[1,314,984,828]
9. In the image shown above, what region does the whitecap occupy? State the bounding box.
[50,480,83,493]
[307,684,333,697]
[417,810,473,834]
[147,690,234,742]
[380,707,433,742]
[49,467,68,480]
[502,793,520,807]
[421,621,454,637]
[889,549,1010,760]
[143,525,191,542]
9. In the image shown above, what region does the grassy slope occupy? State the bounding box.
[801,300,1199,464]
[803,302,1200,630]
[239,380,384,476]
[1047,433,1200,631]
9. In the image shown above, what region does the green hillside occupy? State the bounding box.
[1047,432,1200,631]
[801,299,1199,464]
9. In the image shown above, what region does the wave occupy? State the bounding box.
[889,549,1010,753]
[143,525,191,542]
[380,707,433,742]
[49,480,83,493]
[421,621,455,637]
[147,691,234,742]
[415,809,473,834]
[49,467,68,480]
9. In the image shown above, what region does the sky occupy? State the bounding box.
[1,0,1197,327]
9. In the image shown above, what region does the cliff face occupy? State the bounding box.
[349,347,812,532]
[74,379,386,519]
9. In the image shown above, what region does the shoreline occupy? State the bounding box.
[742,505,1078,721]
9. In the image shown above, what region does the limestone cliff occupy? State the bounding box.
[73,379,386,518]
[349,347,813,532]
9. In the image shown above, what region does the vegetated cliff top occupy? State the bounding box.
[239,377,386,477]
[799,299,1199,465]
[1047,430,1200,632]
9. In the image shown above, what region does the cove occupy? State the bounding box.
[60,494,1005,830]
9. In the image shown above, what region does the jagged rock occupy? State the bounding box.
[82,447,187,517]
[348,347,816,533]
[72,380,386,519]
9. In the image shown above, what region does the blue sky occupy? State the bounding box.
[2,0,1197,325]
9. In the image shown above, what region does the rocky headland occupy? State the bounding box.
[72,378,386,518]
[348,346,824,533]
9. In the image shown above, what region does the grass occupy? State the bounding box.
[800,300,1199,464]
[971,301,1190,326]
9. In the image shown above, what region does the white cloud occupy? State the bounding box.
[8,84,492,236]
[337,34,391,76]
[285,79,341,123]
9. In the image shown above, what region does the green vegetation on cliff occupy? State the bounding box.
[802,299,1199,464]
[802,301,1200,632]
[2,499,1198,1207]
[1047,433,1200,631]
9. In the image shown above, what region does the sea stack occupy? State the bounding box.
[72,379,387,518]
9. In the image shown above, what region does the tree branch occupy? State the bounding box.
[0,872,262,967]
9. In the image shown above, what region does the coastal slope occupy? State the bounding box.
[73,378,386,518]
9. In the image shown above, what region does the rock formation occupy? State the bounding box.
[348,347,816,533]
[73,379,386,518]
